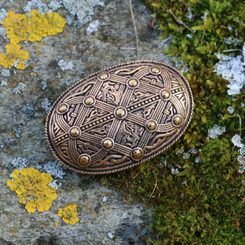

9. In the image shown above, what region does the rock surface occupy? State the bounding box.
[0,0,170,244]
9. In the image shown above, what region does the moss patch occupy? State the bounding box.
[98,0,245,243]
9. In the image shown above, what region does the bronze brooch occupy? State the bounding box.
[45,60,194,174]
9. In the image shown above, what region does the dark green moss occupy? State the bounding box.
[97,0,245,243]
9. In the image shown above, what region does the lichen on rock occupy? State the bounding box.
[57,204,79,225]
[58,59,73,71]
[0,0,193,243]
[215,43,245,95]
[3,10,66,43]
[0,43,29,69]
[61,0,104,24]
[7,167,57,213]
[208,124,226,139]
[0,9,66,69]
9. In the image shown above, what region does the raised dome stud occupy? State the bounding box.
[69,126,81,139]
[57,103,68,114]
[172,114,183,127]
[131,148,144,161]
[98,72,110,81]
[101,138,114,150]
[114,107,127,119]
[127,78,139,88]
[160,89,171,100]
[78,154,91,167]
[83,96,95,106]
[146,120,158,132]
[150,66,161,74]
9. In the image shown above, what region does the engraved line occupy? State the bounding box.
[134,83,159,94]
[114,66,147,75]
[81,132,102,145]
[157,123,175,133]
[127,113,147,127]
[161,102,172,124]
[119,85,130,105]
[128,94,159,112]
[138,131,153,148]
[107,118,123,138]
[156,100,169,121]
[87,159,131,171]
[120,87,134,107]
[138,100,167,148]
[113,143,131,156]
[95,100,116,113]
[91,149,108,162]
[54,137,69,147]
[111,70,164,95]
[133,67,149,79]
[65,96,84,105]
[82,117,113,131]
[74,80,104,126]
[151,100,166,120]
[64,81,95,102]
[54,132,68,142]
[73,105,90,127]
[171,91,186,97]
[139,82,161,94]
[115,123,124,142]
[109,74,128,84]
[160,69,172,89]
[90,80,103,95]
[55,114,70,132]
[56,147,79,168]
[170,86,184,94]
[170,95,185,116]
[68,140,79,163]
[141,77,163,88]
[69,104,81,125]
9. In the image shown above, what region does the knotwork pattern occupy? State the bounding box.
[46,61,194,174]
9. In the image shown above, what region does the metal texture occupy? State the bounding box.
[45,60,194,174]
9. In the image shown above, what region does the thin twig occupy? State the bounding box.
[235,113,242,136]
[149,172,158,198]
[129,0,140,59]
[133,171,140,179]
[120,47,137,50]
[222,49,242,53]
[168,9,193,32]
[223,113,243,136]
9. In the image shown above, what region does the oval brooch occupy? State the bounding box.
[45,60,194,174]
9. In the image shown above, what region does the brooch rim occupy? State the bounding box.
[45,60,194,175]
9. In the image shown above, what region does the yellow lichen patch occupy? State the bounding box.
[2,10,66,43]
[0,43,29,69]
[57,204,79,225]
[7,168,57,214]
[0,9,66,69]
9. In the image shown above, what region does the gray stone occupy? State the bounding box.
[0,0,171,244]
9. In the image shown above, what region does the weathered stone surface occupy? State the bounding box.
[0,0,170,244]
[0,165,152,244]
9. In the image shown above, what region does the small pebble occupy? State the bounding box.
[102,196,109,202]
[58,59,73,71]
[208,124,226,139]
[107,231,114,239]
[227,106,234,114]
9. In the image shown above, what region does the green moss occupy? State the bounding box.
[98,0,245,243]
[152,138,244,244]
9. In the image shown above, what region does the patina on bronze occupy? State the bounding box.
[45,60,194,174]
